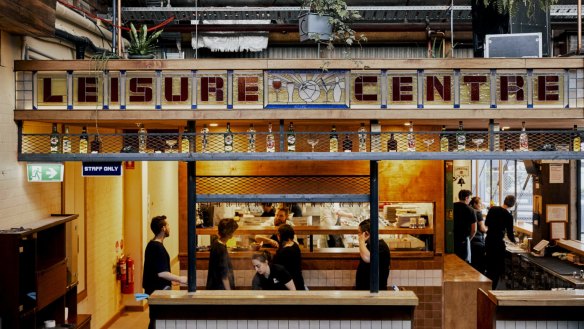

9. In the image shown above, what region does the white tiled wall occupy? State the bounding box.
[495,321,584,329]
[156,320,413,329]
[190,269,442,288]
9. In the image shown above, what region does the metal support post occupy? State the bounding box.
[369,160,379,293]
[187,120,197,292]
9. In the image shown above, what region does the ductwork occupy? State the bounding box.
[144,0,469,6]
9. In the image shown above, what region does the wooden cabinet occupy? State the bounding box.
[0,214,91,329]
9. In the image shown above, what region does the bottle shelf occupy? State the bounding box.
[19,128,584,161]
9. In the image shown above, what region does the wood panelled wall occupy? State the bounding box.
[179,160,445,255]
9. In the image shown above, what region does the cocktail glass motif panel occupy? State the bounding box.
[265,70,348,108]
[459,71,490,109]
[125,71,157,110]
[233,71,263,109]
[37,72,67,109]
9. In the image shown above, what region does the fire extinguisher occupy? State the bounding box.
[122,256,134,294]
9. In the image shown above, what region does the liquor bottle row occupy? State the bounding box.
[40,122,584,154]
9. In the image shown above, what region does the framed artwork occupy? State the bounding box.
[550,222,566,240]
[546,204,568,222]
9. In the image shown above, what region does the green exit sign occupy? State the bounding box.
[27,163,64,182]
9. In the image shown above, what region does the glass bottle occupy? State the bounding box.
[519,121,529,152]
[387,133,398,152]
[287,122,296,152]
[329,125,338,152]
[407,121,415,152]
[79,126,88,154]
[201,124,209,153]
[358,123,367,152]
[91,135,101,153]
[181,127,190,153]
[62,126,71,154]
[456,121,466,152]
[50,123,60,154]
[439,125,449,152]
[572,125,581,152]
[343,134,352,152]
[138,124,147,153]
[247,124,256,153]
[266,122,275,153]
[224,122,233,153]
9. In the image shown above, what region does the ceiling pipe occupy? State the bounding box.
[164,22,473,33]
[134,0,465,6]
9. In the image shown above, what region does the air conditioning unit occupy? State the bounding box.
[485,33,542,58]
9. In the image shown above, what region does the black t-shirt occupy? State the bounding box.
[355,239,391,290]
[206,240,235,290]
[143,240,171,295]
[485,206,516,245]
[252,264,293,290]
[273,243,305,290]
[453,201,477,243]
[471,209,485,245]
[261,209,275,217]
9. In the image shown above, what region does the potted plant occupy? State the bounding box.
[480,0,558,17]
[299,0,366,50]
[127,23,163,59]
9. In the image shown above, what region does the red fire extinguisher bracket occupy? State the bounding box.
[122,256,135,294]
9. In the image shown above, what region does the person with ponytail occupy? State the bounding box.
[251,250,296,290]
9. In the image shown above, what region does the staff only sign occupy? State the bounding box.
[82,162,123,177]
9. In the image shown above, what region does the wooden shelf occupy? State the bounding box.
[557,239,584,258]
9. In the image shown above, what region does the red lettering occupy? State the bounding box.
[392,76,413,102]
[129,78,153,102]
[238,77,259,102]
[354,76,378,101]
[201,77,224,102]
[43,78,64,103]
[164,77,189,102]
[78,77,98,102]
[426,76,451,101]
[462,76,487,102]
[500,76,524,101]
[537,75,559,101]
[110,77,119,103]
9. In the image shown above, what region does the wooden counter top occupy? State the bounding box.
[196,225,434,236]
[514,222,533,236]
[443,254,490,283]
[557,239,584,258]
[486,290,584,307]
[149,290,418,306]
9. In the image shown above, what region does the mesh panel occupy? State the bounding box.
[196,176,370,195]
[20,130,580,154]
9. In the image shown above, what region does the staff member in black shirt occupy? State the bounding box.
[485,195,517,289]
[355,219,391,290]
[273,224,306,290]
[453,189,477,263]
[206,218,239,290]
[469,196,488,274]
[143,215,187,329]
[251,250,296,290]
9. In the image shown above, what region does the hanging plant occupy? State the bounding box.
[127,23,163,59]
[482,0,559,17]
[301,0,366,49]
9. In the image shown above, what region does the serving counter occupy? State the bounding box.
[149,290,418,329]
[477,289,584,329]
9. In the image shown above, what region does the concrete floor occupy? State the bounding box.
[107,309,150,329]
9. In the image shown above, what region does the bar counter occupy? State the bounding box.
[477,289,584,329]
[149,290,418,328]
